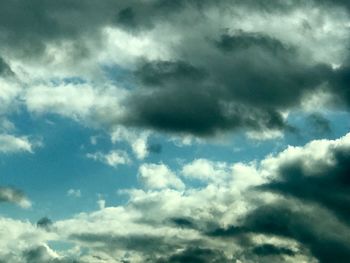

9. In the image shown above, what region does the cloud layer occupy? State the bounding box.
[0,0,349,139]
[1,1,350,262]
[0,133,349,262]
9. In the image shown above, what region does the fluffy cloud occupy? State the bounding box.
[138,163,185,190]
[111,127,150,159]
[57,133,350,261]
[0,133,348,262]
[182,159,230,182]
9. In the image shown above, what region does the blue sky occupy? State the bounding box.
[1,1,350,262]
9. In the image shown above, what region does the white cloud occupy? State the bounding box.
[131,137,148,160]
[24,83,126,124]
[0,133,349,261]
[0,134,33,153]
[87,150,131,168]
[0,187,32,208]
[260,132,350,178]
[181,159,230,182]
[246,129,284,141]
[138,163,185,190]
[0,78,21,115]
[97,199,106,210]
[111,127,150,160]
[67,189,81,198]
[0,217,56,262]
[99,26,172,67]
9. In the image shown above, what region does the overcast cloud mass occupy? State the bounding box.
[0,0,350,262]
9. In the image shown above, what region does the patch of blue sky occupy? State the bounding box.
[101,63,135,90]
[0,113,137,221]
[1,104,348,223]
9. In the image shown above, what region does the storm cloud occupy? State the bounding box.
[0,0,349,137]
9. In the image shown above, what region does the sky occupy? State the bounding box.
[0,0,350,262]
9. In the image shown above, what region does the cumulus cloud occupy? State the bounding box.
[0,134,349,261]
[182,159,230,182]
[56,133,350,261]
[138,163,185,190]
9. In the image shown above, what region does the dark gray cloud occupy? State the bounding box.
[23,246,55,263]
[0,57,13,76]
[259,146,350,223]
[169,217,195,228]
[0,0,212,57]
[0,0,349,137]
[206,139,350,262]
[330,65,350,108]
[37,216,53,231]
[70,233,181,255]
[117,2,349,137]
[156,247,229,263]
[22,245,78,263]
[209,203,350,263]
[123,33,331,135]
[252,244,295,257]
[247,206,350,263]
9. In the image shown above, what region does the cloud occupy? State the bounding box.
[0,57,13,76]
[138,163,185,190]
[117,8,347,136]
[87,150,131,168]
[0,134,33,153]
[36,217,53,231]
[252,244,295,257]
[0,0,348,140]
[67,189,81,198]
[0,1,350,262]
[0,187,31,208]
[24,82,126,124]
[258,133,350,223]
[58,133,350,261]
[156,247,229,263]
[131,137,149,160]
[0,217,59,262]
[181,159,230,182]
[111,127,151,159]
[0,134,349,261]
[208,132,350,262]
